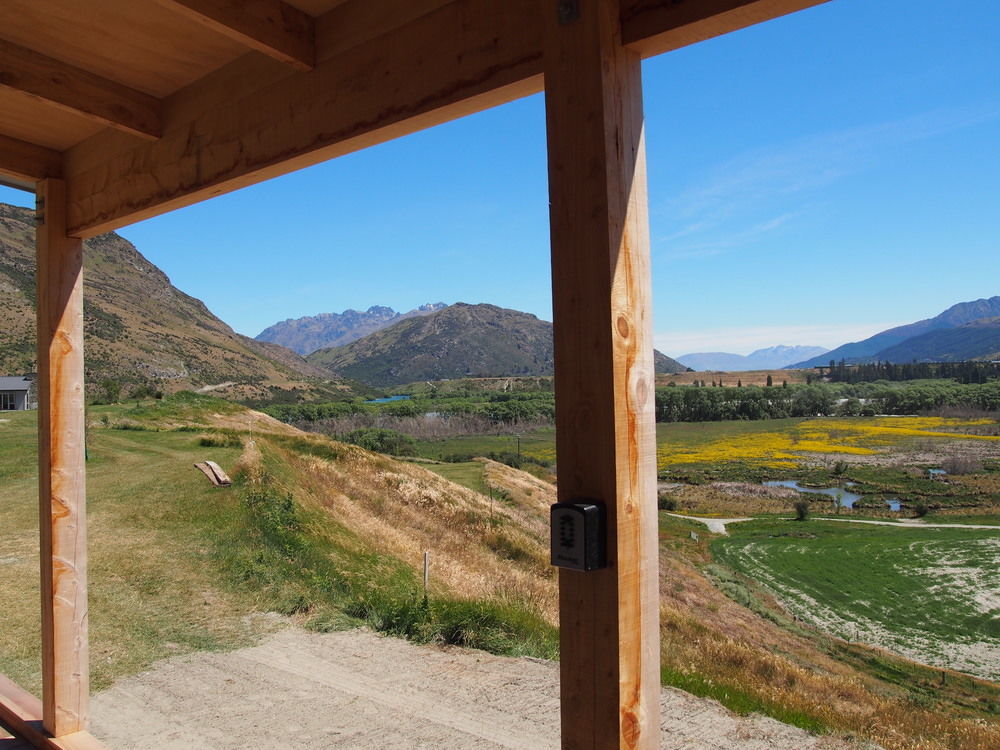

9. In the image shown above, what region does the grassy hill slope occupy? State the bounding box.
[0,203,351,403]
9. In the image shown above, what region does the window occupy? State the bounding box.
[0,392,16,410]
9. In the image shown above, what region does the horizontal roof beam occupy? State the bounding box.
[64,0,827,237]
[622,0,830,56]
[0,133,62,186]
[0,39,162,140]
[156,0,316,71]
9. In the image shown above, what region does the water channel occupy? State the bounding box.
[364,395,412,404]
[764,480,902,512]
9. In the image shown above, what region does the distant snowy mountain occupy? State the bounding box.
[678,345,829,372]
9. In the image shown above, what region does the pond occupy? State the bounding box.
[765,480,901,512]
[364,395,412,404]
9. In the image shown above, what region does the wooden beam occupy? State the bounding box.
[35,179,89,739]
[0,675,107,750]
[314,0,454,63]
[64,0,543,236]
[0,39,162,140]
[544,1,659,748]
[622,0,829,57]
[63,0,824,236]
[0,134,62,183]
[156,0,316,71]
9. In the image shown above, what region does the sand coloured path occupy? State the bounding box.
[664,513,753,534]
[88,628,861,749]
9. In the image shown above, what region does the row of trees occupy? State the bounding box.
[265,379,1000,430]
[264,390,556,426]
[822,360,1000,384]
[654,380,1000,422]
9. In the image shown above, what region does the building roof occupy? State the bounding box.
[0,376,32,391]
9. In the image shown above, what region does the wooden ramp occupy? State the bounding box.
[0,676,108,750]
[193,461,232,487]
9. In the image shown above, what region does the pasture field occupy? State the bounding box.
[411,427,556,463]
[712,520,1000,681]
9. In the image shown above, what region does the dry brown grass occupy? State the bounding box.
[275,442,558,622]
[662,482,798,516]
[656,369,814,387]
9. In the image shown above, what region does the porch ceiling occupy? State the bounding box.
[0,0,826,232]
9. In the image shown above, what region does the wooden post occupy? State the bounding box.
[36,178,89,737]
[543,1,659,748]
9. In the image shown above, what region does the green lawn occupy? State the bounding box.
[421,461,487,493]
[713,519,1000,681]
[0,407,251,695]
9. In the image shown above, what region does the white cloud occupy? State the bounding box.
[655,321,906,358]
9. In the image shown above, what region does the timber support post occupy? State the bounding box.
[544,0,660,748]
[35,178,89,737]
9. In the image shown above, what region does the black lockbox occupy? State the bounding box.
[549,500,607,571]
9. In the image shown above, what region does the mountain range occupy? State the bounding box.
[256,303,447,355]
[791,296,1000,367]
[677,345,829,372]
[0,203,348,402]
[305,303,688,387]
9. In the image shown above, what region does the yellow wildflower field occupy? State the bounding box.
[657,416,999,469]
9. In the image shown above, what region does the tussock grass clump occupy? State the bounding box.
[270,433,341,461]
[941,455,984,475]
[198,431,243,448]
[341,594,557,658]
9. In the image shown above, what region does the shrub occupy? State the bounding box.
[341,428,417,456]
[657,491,678,511]
[793,499,810,521]
[941,455,983,475]
[198,432,242,448]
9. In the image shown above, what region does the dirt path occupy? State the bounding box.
[89,627,859,749]
[665,513,753,534]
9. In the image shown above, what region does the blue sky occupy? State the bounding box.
[3,0,998,356]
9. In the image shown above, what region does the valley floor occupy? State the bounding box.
[88,625,861,750]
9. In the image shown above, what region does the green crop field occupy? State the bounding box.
[713,520,1000,681]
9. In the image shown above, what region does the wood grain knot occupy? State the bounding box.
[621,709,640,746]
[635,377,648,407]
[616,315,630,339]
